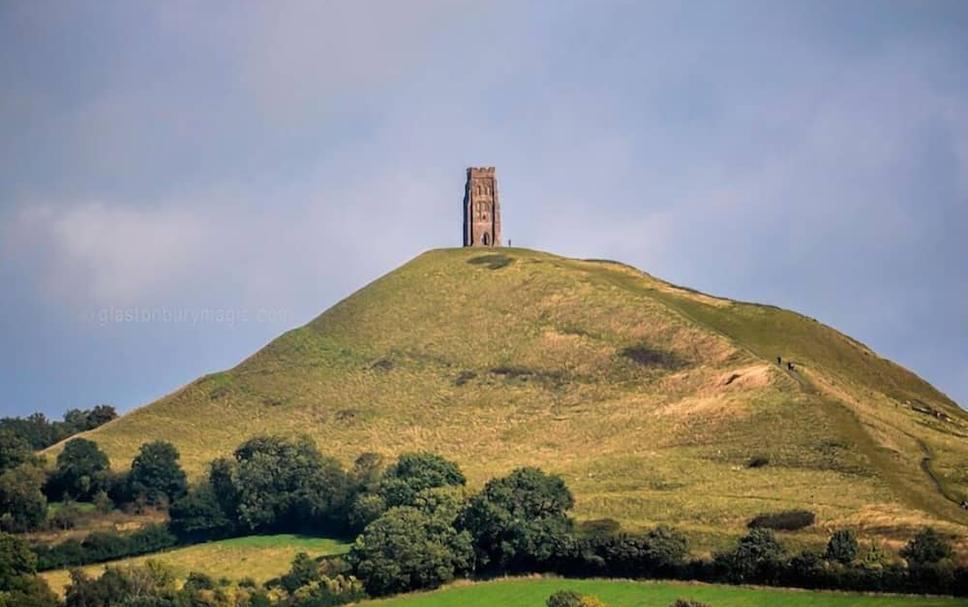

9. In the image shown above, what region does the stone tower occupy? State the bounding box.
[463,167,501,247]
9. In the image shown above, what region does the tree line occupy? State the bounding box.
[1,433,965,606]
[0,406,117,451]
[1,431,188,535]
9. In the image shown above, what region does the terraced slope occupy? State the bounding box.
[53,248,968,552]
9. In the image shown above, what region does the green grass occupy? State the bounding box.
[48,248,968,555]
[40,534,350,594]
[46,501,97,514]
[362,578,966,607]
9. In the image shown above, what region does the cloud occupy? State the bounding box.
[5,201,212,304]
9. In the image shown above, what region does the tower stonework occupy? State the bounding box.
[463,167,501,247]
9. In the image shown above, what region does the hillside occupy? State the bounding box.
[53,248,968,551]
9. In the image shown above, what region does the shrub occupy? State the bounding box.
[714,528,785,584]
[593,526,689,578]
[746,455,769,468]
[32,524,176,571]
[747,509,815,531]
[547,590,583,607]
[825,529,859,564]
[672,600,711,607]
[901,527,952,566]
[168,484,235,542]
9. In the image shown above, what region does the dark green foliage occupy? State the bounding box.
[0,430,36,474]
[458,467,575,572]
[168,484,235,542]
[0,464,47,532]
[591,526,689,577]
[50,438,111,501]
[671,600,711,607]
[347,493,387,533]
[825,529,859,564]
[208,457,240,521]
[127,440,188,506]
[900,527,953,565]
[547,589,583,607]
[32,524,176,571]
[0,574,60,607]
[0,534,55,607]
[747,509,815,531]
[227,435,351,532]
[0,532,37,590]
[0,406,117,452]
[714,528,785,584]
[378,452,465,509]
[349,507,473,596]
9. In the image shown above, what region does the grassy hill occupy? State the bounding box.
[51,248,968,553]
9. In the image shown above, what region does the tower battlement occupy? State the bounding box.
[463,167,501,247]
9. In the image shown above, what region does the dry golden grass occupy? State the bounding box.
[40,534,350,595]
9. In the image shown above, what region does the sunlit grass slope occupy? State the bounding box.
[56,248,968,552]
[40,534,349,595]
[361,578,966,607]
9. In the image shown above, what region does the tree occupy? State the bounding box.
[51,438,110,501]
[0,414,56,451]
[825,529,859,565]
[458,467,575,572]
[0,532,36,590]
[378,452,466,509]
[0,430,35,474]
[901,527,952,566]
[595,526,689,577]
[0,574,59,607]
[128,441,187,506]
[349,507,473,596]
[168,484,235,542]
[715,528,785,583]
[0,464,47,532]
[228,435,350,531]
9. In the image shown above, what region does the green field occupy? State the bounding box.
[48,248,968,554]
[363,578,966,607]
[40,534,350,594]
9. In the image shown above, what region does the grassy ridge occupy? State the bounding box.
[361,578,966,606]
[40,534,350,595]
[52,248,968,553]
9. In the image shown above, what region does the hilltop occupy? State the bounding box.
[52,248,968,552]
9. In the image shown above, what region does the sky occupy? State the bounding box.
[1,1,966,418]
